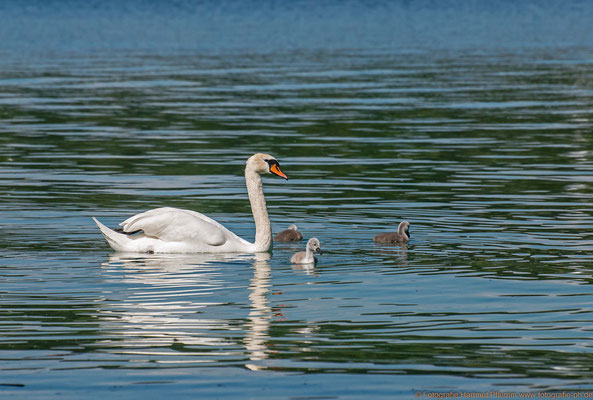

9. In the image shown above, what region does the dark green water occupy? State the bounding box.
[2,1,593,399]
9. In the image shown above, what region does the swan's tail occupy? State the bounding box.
[92,217,131,251]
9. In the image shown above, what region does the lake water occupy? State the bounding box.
[2,1,593,398]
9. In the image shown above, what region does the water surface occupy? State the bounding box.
[2,1,593,399]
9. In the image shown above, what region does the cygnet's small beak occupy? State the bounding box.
[406,229,411,238]
[270,163,288,180]
[315,247,323,255]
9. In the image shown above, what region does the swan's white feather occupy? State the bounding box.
[119,207,230,246]
[94,209,255,253]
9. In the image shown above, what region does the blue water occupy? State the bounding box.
[3,0,593,53]
[2,1,593,399]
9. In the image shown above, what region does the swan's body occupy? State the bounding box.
[373,221,410,243]
[290,238,322,264]
[93,153,287,253]
[274,224,303,242]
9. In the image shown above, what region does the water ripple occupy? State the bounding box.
[3,45,593,396]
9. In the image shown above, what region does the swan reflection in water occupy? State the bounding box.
[291,262,318,276]
[244,252,272,370]
[373,242,409,267]
[99,252,273,369]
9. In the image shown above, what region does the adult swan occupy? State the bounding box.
[93,153,288,253]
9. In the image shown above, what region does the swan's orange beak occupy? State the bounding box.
[270,163,288,180]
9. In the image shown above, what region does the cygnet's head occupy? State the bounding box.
[398,221,410,238]
[288,224,298,230]
[307,238,322,254]
[246,153,288,179]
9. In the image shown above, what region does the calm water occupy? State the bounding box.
[2,1,593,399]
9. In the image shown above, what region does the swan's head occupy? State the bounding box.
[398,221,410,238]
[307,237,322,255]
[247,153,288,180]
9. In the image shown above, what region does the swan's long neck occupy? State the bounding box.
[303,246,315,263]
[398,223,409,240]
[245,169,272,252]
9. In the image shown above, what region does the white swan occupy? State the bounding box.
[93,153,287,253]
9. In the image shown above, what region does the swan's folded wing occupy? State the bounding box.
[119,207,227,246]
